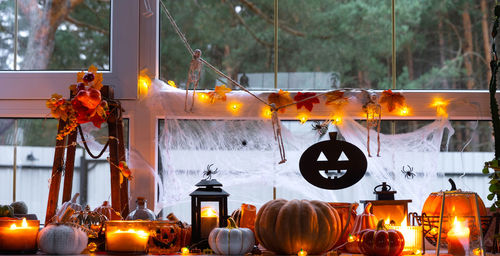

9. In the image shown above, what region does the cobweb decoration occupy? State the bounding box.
[150,79,455,218]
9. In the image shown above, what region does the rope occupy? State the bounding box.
[77,125,110,159]
[159,0,194,56]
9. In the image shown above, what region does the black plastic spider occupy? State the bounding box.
[401,165,416,179]
[312,121,329,139]
[203,164,218,180]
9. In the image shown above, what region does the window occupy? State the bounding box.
[0,118,128,222]
[159,1,492,90]
[0,0,138,99]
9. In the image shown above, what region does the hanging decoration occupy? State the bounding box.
[47,65,108,140]
[270,103,287,164]
[294,92,319,112]
[184,49,203,112]
[379,89,406,112]
[299,132,367,190]
[325,91,349,108]
[360,91,382,157]
[207,84,232,103]
[268,89,293,113]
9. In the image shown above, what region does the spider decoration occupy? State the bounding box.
[311,120,331,139]
[401,165,416,179]
[203,164,219,180]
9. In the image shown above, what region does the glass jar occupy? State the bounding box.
[126,197,156,220]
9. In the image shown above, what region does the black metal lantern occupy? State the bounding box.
[360,182,412,225]
[190,178,229,243]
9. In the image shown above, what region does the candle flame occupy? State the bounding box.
[10,223,16,229]
[385,217,391,225]
[201,207,218,217]
[400,217,407,227]
[452,216,469,234]
[22,218,27,228]
[115,229,149,238]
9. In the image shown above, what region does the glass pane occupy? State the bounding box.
[0,118,128,224]
[159,0,273,90]
[0,0,110,71]
[157,119,492,221]
[0,0,15,70]
[160,0,492,90]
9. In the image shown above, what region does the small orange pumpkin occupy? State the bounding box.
[94,201,122,220]
[422,178,487,217]
[255,199,342,255]
[345,202,378,253]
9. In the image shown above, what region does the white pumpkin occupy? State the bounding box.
[37,224,88,254]
[208,217,255,255]
[56,193,82,221]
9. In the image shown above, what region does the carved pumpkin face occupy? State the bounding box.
[299,133,367,190]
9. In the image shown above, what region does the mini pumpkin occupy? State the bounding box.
[255,199,342,255]
[56,193,82,221]
[0,205,14,217]
[359,219,405,256]
[37,208,88,255]
[208,217,255,255]
[10,201,28,214]
[345,202,378,253]
[94,201,122,220]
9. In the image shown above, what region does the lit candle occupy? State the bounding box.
[0,218,39,252]
[106,228,150,252]
[200,206,218,238]
[388,217,423,254]
[446,217,470,256]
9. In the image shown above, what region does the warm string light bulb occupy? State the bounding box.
[298,113,309,124]
[298,249,307,256]
[228,102,242,114]
[398,105,410,116]
[197,92,211,103]
[138,73,151,96]
[261,107,273,119]
[181,247,190,254]
[167,80,177,88]
[431,98,449,117]
[332,115,342,125]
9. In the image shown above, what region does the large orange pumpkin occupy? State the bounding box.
[422,179,487,217]
[345,202,378,253]
[255,199,342,255]
[328,202,358,249]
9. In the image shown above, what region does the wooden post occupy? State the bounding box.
[45,119,67,224]
[45,85,129,223]
[62,130,78,203]
[117,118,129,216]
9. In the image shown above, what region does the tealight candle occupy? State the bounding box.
[446,217,470,256]
[387,217,423,254]
[0,218,39,252]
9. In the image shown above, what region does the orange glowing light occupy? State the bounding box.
[10,218,29,229]
[332,116,342,125]
[473,248,483,256]
[138,74,151,96]
[261,107,273,119]
[181,247,190,254]
[167,80,177,88]
[347,234,356,242]
[298,249,307,256]
[201,207,218,217]
[228,102,242,114]
[197,93,211,103]
[298,113,309,124]
[431,98,449,117]
[398,105,410,116]
[385,217,391,225]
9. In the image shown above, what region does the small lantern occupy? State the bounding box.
[421,179,487,256]
[360,182,412,225]
[190,178,229,243]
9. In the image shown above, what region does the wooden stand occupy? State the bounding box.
[45,86,129,224]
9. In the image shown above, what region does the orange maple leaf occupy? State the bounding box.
[379,90,406,112]
[268,89,293,113]
[325,91,349,107]
[207,84,232,103]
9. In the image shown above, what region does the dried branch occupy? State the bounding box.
[238,0,306,37]
[227,2,273,48]
[65,15,109,35]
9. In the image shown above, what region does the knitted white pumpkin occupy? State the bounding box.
[38,207,88,254]
[37,225,88,254]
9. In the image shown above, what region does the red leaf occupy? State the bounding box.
[379,90,406,112]
[294,92,320,112]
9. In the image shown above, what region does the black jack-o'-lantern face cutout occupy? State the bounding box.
[299,132,367,190]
